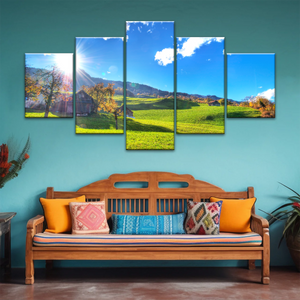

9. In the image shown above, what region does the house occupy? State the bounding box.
[75,90,95,116]
[208,100,221,106]
[115,104,134,118]
[51,95,73,115]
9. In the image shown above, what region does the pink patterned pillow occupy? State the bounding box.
[69,202,109,234]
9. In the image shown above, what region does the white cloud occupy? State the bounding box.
[147,29,152,33]
[177,37,224,58]
[107,71,111,74]
[207,58,211,61]
[155,48,174,66]
[126,35,129,41]
[127,21,153,28]
[138,26,141,32]
[257,88,275,100]
[102,37,123,40]
[259,86,262,88]
[178,37,182,42]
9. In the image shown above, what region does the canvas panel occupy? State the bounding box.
[75,37,124,133]
[25,53,73,118]
[176,37,225,134]
[227,53,275,118]
[126,21,175,150]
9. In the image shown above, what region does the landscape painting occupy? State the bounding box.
[176,37,225,134]
[25,53,73,118]
[126,21,174,150]
[227,53,275,118]
[76,37,124,133]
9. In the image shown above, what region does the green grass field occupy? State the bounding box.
[177,101,224,134]
[126,97,174,150]
[126,97,227,149]
[76,113,124,134]
[227,106,262,118]
[25,112,60,118]
[75,95,124,134]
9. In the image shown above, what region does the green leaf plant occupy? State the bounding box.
[260,183,300,247]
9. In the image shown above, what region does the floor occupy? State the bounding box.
[0,267,299,300]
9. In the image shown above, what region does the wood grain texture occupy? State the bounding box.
[261,228,270,284]
[25,172,270,285]
[32,249,262,261]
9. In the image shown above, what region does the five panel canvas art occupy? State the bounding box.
[24,21,276,150]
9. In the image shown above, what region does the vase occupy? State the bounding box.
[286,231,300,272]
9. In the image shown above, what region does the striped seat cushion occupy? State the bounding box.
[33,232,262,247]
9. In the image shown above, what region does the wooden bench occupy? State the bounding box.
[25,172,270,284]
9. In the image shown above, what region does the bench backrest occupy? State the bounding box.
[46,171,255,219]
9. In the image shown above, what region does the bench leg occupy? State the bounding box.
[25,250,34,284]
[261,256,270,284]
[46,260,53,270]
[248,260,256,270]
[261,230,270,285]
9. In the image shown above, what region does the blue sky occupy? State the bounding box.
[25,53,73,75]
[76,37,123,82]
[227,54,275,102]
[177,37,224,97]
[126,21,174,92]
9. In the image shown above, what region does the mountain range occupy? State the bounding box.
[27,67,231,101]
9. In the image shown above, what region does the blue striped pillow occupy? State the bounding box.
[111,213,186,235]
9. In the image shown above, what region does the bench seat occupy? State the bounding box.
[33,232,262,247]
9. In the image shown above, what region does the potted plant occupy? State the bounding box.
[0,137,30,190]
[263,183,300,271]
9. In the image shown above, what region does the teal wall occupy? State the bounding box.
[0,0,299,268]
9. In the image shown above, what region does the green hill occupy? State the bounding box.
[227,106,262,118]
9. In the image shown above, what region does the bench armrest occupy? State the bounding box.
[27,215,44,230]
[251,213,269,237]
[26,215,44,240]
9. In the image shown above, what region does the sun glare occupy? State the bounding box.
[55,54,73,75]
[76,53,83,70]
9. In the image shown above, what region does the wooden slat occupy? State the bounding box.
[33,249,262,260]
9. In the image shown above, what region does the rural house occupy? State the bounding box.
[75,90,95,116]
[115,104,134,118]
[208,100,221,106]
[51,96,73,115]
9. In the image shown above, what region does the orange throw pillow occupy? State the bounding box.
[40,196,86,233]
[210,197,256,233]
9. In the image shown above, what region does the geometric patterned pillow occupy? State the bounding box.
[111,213,186,235]
[185,200,222,235]
[69,202,110,234]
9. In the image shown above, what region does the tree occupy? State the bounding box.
[205,97,212,104]
[254,96,269,109]
[82,83,120,129]
[35,66,66,117]
[82,83,116,114]
[218,98,225,106]
[25,60,41,102]
[25,75,41,101]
